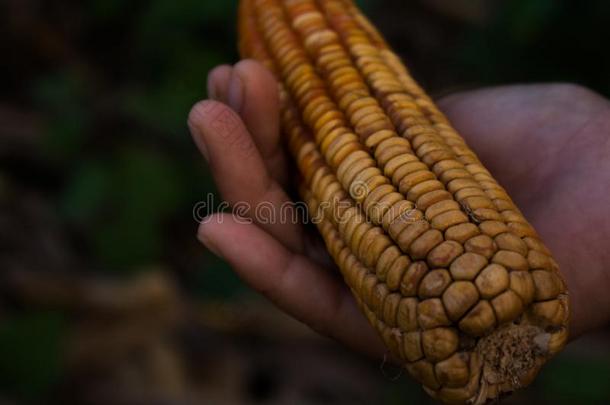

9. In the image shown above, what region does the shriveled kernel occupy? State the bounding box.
[403,331,424,362]
[422,327,459,362]
[359,227,386,267]
[439,168,470,183]
[359,235,394,268]
[385,255,410,291]
[445,223,480,244]
[471,208,503,222]
[427,240,464,268]
[494,232,528,256]
[371,283,389,317]
[430,210,469,231]
[398,170,436,194]
[400,261,429,296]
[475,264,509,299]
[363,186,398,220]
[547,327,569,356]
[435,386,474,404]
[409,229,444,259]
[397,297,419,332]
[458,300,496,336]
[435,353,470,388]
[479,220,509,237]
[442,281,479,321]
[358,175,390,204]
[432,159,462,175]
[375,246,401,281]
[464,234,496,259]
[365,129,394,149]
[407,179,444,201]
[509,271,536,305]
[377,141,413,169]
[531,270,562,301]
[508,222,538,238]
[395,220,429,252]
[524,236,552,255]
[530,300,567,327]
[492,290,524,324]
[350,222,374,255]
[455,187,486,200]
[416,189,453,210]
[425,200,461,221]
[380,325,403,360]
[501,210,523,223]
[383,154,418,178]
[387,215,417,243]
[419,269,452,298]
[383,200,417,231]
[382,293,401,327]
[392,161,428,185]
[493,198,513,211]
[361,274,378,309]
[462,195,494,210]
[492,250,529,272]
[450,253,488,280]
[406,359,441,390]
[418,298,451,329]
[528,250,554,271]
[447,178,480,194]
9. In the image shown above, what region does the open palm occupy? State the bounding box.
[188,60,610,358]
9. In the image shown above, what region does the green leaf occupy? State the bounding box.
[0,312,67,399]
[121,39,226,133]
[32,72,90,160]
[90,146,188,270]
[60,161,110,223]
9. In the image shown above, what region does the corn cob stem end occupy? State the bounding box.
[466,294,569,404]
[475,324,546,398]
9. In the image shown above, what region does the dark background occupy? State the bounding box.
[1,0,609,404]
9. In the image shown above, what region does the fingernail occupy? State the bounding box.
[188,121,210,161]
[198,228,223,259]
[227,71,244,113]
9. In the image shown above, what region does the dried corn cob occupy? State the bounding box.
[237,0,570,403]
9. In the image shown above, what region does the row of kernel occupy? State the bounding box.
[250,0,459,285]
[257,0,458,263]
[296,0,478,259]
[332,11,517,236]
[304,186,483,398]
[316,1,528,288]
[246,0,554,335]
[317,0,505,241]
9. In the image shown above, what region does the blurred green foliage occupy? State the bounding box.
[0,312,67,399]
[28,0,239,278]
[461,0,610,94]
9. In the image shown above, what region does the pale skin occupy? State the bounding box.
[188,59,610,359]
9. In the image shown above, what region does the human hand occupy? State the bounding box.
[188,60,610,359]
